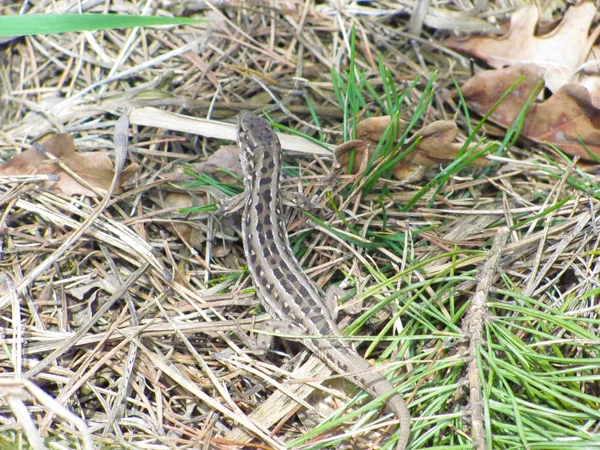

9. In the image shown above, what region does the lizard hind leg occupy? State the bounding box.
[324,285,345,321]
[242,320,308,355]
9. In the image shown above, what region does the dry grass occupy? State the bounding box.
[1,1,599,449]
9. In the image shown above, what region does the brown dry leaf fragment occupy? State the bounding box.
[334,117,487,182]
[462,64,600,160]
[161,190,234,256]
[462,64,547,123]
[333,140,372,175]
[160,144,243,254]
[409,120,463,158]
[68,277,117,300]
[445,2,597,94]
[162,191,213,251]
[195,144,243,184]
[396,121,490,181]
[355,116,410,142]
[0,133,138,197]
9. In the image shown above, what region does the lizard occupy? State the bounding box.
[235,110,410,449]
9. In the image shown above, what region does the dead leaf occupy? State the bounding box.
[333,140,372,175]
[0,133,138,197]
[159,190,234,256]
[334,117,488,182]
[195,144,243,184]
[157,145,242,253]
[68,277,117,300]
[355,116,410,142]
[462,64,600,160]
[162,191,209,249]
[446,2,598,96]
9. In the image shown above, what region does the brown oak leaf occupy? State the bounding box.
[462,64,600,160]
[445,2,599,103]
[0,133,138,196]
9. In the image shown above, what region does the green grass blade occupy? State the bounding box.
[0,14,204,37]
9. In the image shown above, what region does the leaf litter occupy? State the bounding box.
[0,133,139,196]
[0,1,599,450]
[447,0,600,160]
